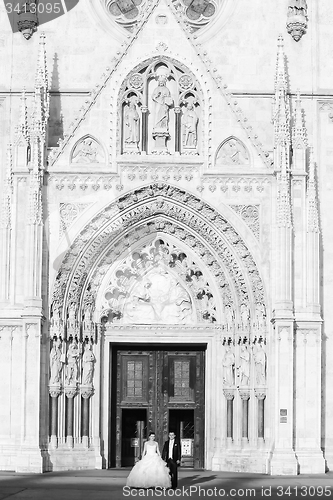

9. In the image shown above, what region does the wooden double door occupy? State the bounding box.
[110,344,205,468]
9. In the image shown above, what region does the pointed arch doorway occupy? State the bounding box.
[110,342,205,469]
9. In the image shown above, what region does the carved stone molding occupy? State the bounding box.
[201,176,271,194]
[48,175,121,191]
[120,164,200,183]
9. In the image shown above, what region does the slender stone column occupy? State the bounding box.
[239,390,250,444]
[65,386,77,447]
[223,389,235,444]
[255,389,266,441]
[141,106,148,153]
[81,386,93,447]
[174,106,181,153]
[49,385,61,448]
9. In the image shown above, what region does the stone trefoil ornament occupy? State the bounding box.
[286,0,308,42]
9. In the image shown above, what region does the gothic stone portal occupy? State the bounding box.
[110,344,205,468]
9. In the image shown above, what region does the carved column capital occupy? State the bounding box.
[80,385,94,399]
[239,389,250,400]
[64,386,78,398]
[254,388,266,400]
[48,384,62,398]
[223,389,235,400]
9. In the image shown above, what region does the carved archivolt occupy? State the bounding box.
[50,184,266,336]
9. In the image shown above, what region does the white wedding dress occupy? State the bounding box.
[126,442,171,488]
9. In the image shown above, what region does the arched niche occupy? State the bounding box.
[70,134,106,165]
[118,57,203,156]
[215,136,250,167]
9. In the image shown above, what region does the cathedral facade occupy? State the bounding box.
[0,0,332,475]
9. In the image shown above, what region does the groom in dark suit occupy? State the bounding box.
[162,431,181,489]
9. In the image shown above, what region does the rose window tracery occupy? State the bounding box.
[171,0,219,31]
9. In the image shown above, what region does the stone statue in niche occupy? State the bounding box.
[254,343,266,385]
[222,345,235,386]
[72,137,102,163]
[182,96,198,149]
[152,74,173,152]
[82,342,96,386]
[123,264,193,324]
[49,338,63,385]
[124,96,140,151]
[238,344,250,385]
[65,338,80,386]
[216,138,249,166]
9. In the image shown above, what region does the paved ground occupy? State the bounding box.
[0,469,332,500]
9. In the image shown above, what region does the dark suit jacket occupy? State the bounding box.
[162,439,181,462]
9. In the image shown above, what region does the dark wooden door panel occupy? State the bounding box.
[112,345,205,468]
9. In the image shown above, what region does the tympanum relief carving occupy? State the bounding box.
[101,238,217,325]
[71,136,105,164]
[215,137,249,167]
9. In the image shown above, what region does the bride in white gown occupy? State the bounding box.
[126,432,171,488]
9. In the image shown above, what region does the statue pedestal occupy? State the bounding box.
[152,132,170,154]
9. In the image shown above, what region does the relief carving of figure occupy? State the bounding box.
[67,303,76,332]
[182,97,198,148]
[254,343,266,385]
[66,339,80,386]
[83,303,94,333]
[240,303,250,330]
[123,264,193,324]
[239,345,250,386]
[222,346,235,386]
[49,338,63,385]
[216,138,249,166]
[72,138,99,163]
[82,342,96,386]
[124,97,140,146]
[224,305,234,330]
[255,303,266,330]
[152,74,173,134]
